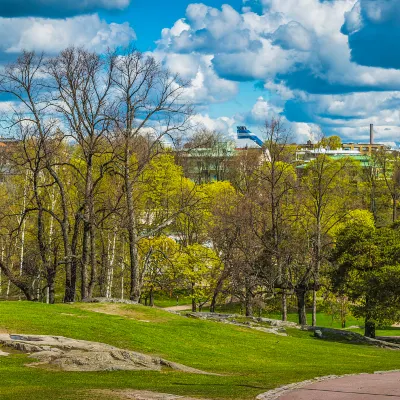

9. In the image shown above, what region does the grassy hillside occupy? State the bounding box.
[1,301,400,400]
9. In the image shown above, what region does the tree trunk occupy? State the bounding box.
[124,151,141,302]
[313,213,322,327]
[0,240,4,296]
[81,158,94,300]
[121,241,125,300]
[149,288,154,307]
[88,220,96,298]
[245,287,253,317]
[295,287,307,326]
[47,274,55,304]
[0,261,35,301]
[191,298,197,312]
[66,215,80,302]
[46,165,74,304]
[191,283,197,312]
[281,290,287,321]
[81,221,89,300]
[365,319,376,338]
[312,288,317,327]
[210,274,225,313]
[106,230,117,299]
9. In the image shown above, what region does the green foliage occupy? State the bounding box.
[331,216,400,327]
[319,135,342,150]
[138,236,180,298]
[173,244,223,308]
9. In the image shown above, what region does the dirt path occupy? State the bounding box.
[266,372,400,399]
[92,389,210,400]
[162,304,192,312]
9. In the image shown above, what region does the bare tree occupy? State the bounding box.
[300,154,353,326]
[0,51,64,303]
[47,47,115,300]
[257,117,295,321]
[110,48,193,301]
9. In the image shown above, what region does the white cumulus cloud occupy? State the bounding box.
[0,14,136,54]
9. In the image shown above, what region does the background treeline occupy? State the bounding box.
[0,48,400,338]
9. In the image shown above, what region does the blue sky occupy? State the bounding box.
[1,0,400,144]
[99,0,244,51]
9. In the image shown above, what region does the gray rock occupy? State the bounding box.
[314,330,323,339]
[304,326,400,349]
[0,333,215,374]
[183,312,292,336]
[82,297,139,304]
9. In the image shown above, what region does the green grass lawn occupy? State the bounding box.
[150,295,193,308]
[1,301,400,400]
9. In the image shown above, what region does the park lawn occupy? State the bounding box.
[1,301,400,400]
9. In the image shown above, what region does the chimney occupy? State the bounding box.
[370,124,374,145]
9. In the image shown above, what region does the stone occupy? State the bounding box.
[181,312,293,336]
[303,326,400,349]
[314,330,323,339]
[82,297,139,305]
[0,333,215,374]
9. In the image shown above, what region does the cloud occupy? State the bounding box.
[0,0,130,18]
[238,95,283,125]
[191,114,236,137]
[342,0,400,69]
[152,52,238,105]
[271,22,315,52]
[0,14,136,54]
[283,90,400,141]
[154,1,400,143]
[158,4,262,54]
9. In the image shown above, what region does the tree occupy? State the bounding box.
[331,211,400,337]
[376,150,400,223]
[319,135,342,150]
[173,243,223,312]
[300,155,355,326]
[47,47,116,300]
[0,51,71,303]
[138,236,179,306]
[111,48,192,302]
[203,181,238,312]
[257,117,296,321]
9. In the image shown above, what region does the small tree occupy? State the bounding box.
[319,135,342,150]
[173,244,223,312]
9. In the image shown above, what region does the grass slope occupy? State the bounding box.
[0,301,400,400]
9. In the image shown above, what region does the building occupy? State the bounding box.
[296,124,392,165]
[176,127,264,183]
[341,142,389,155]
